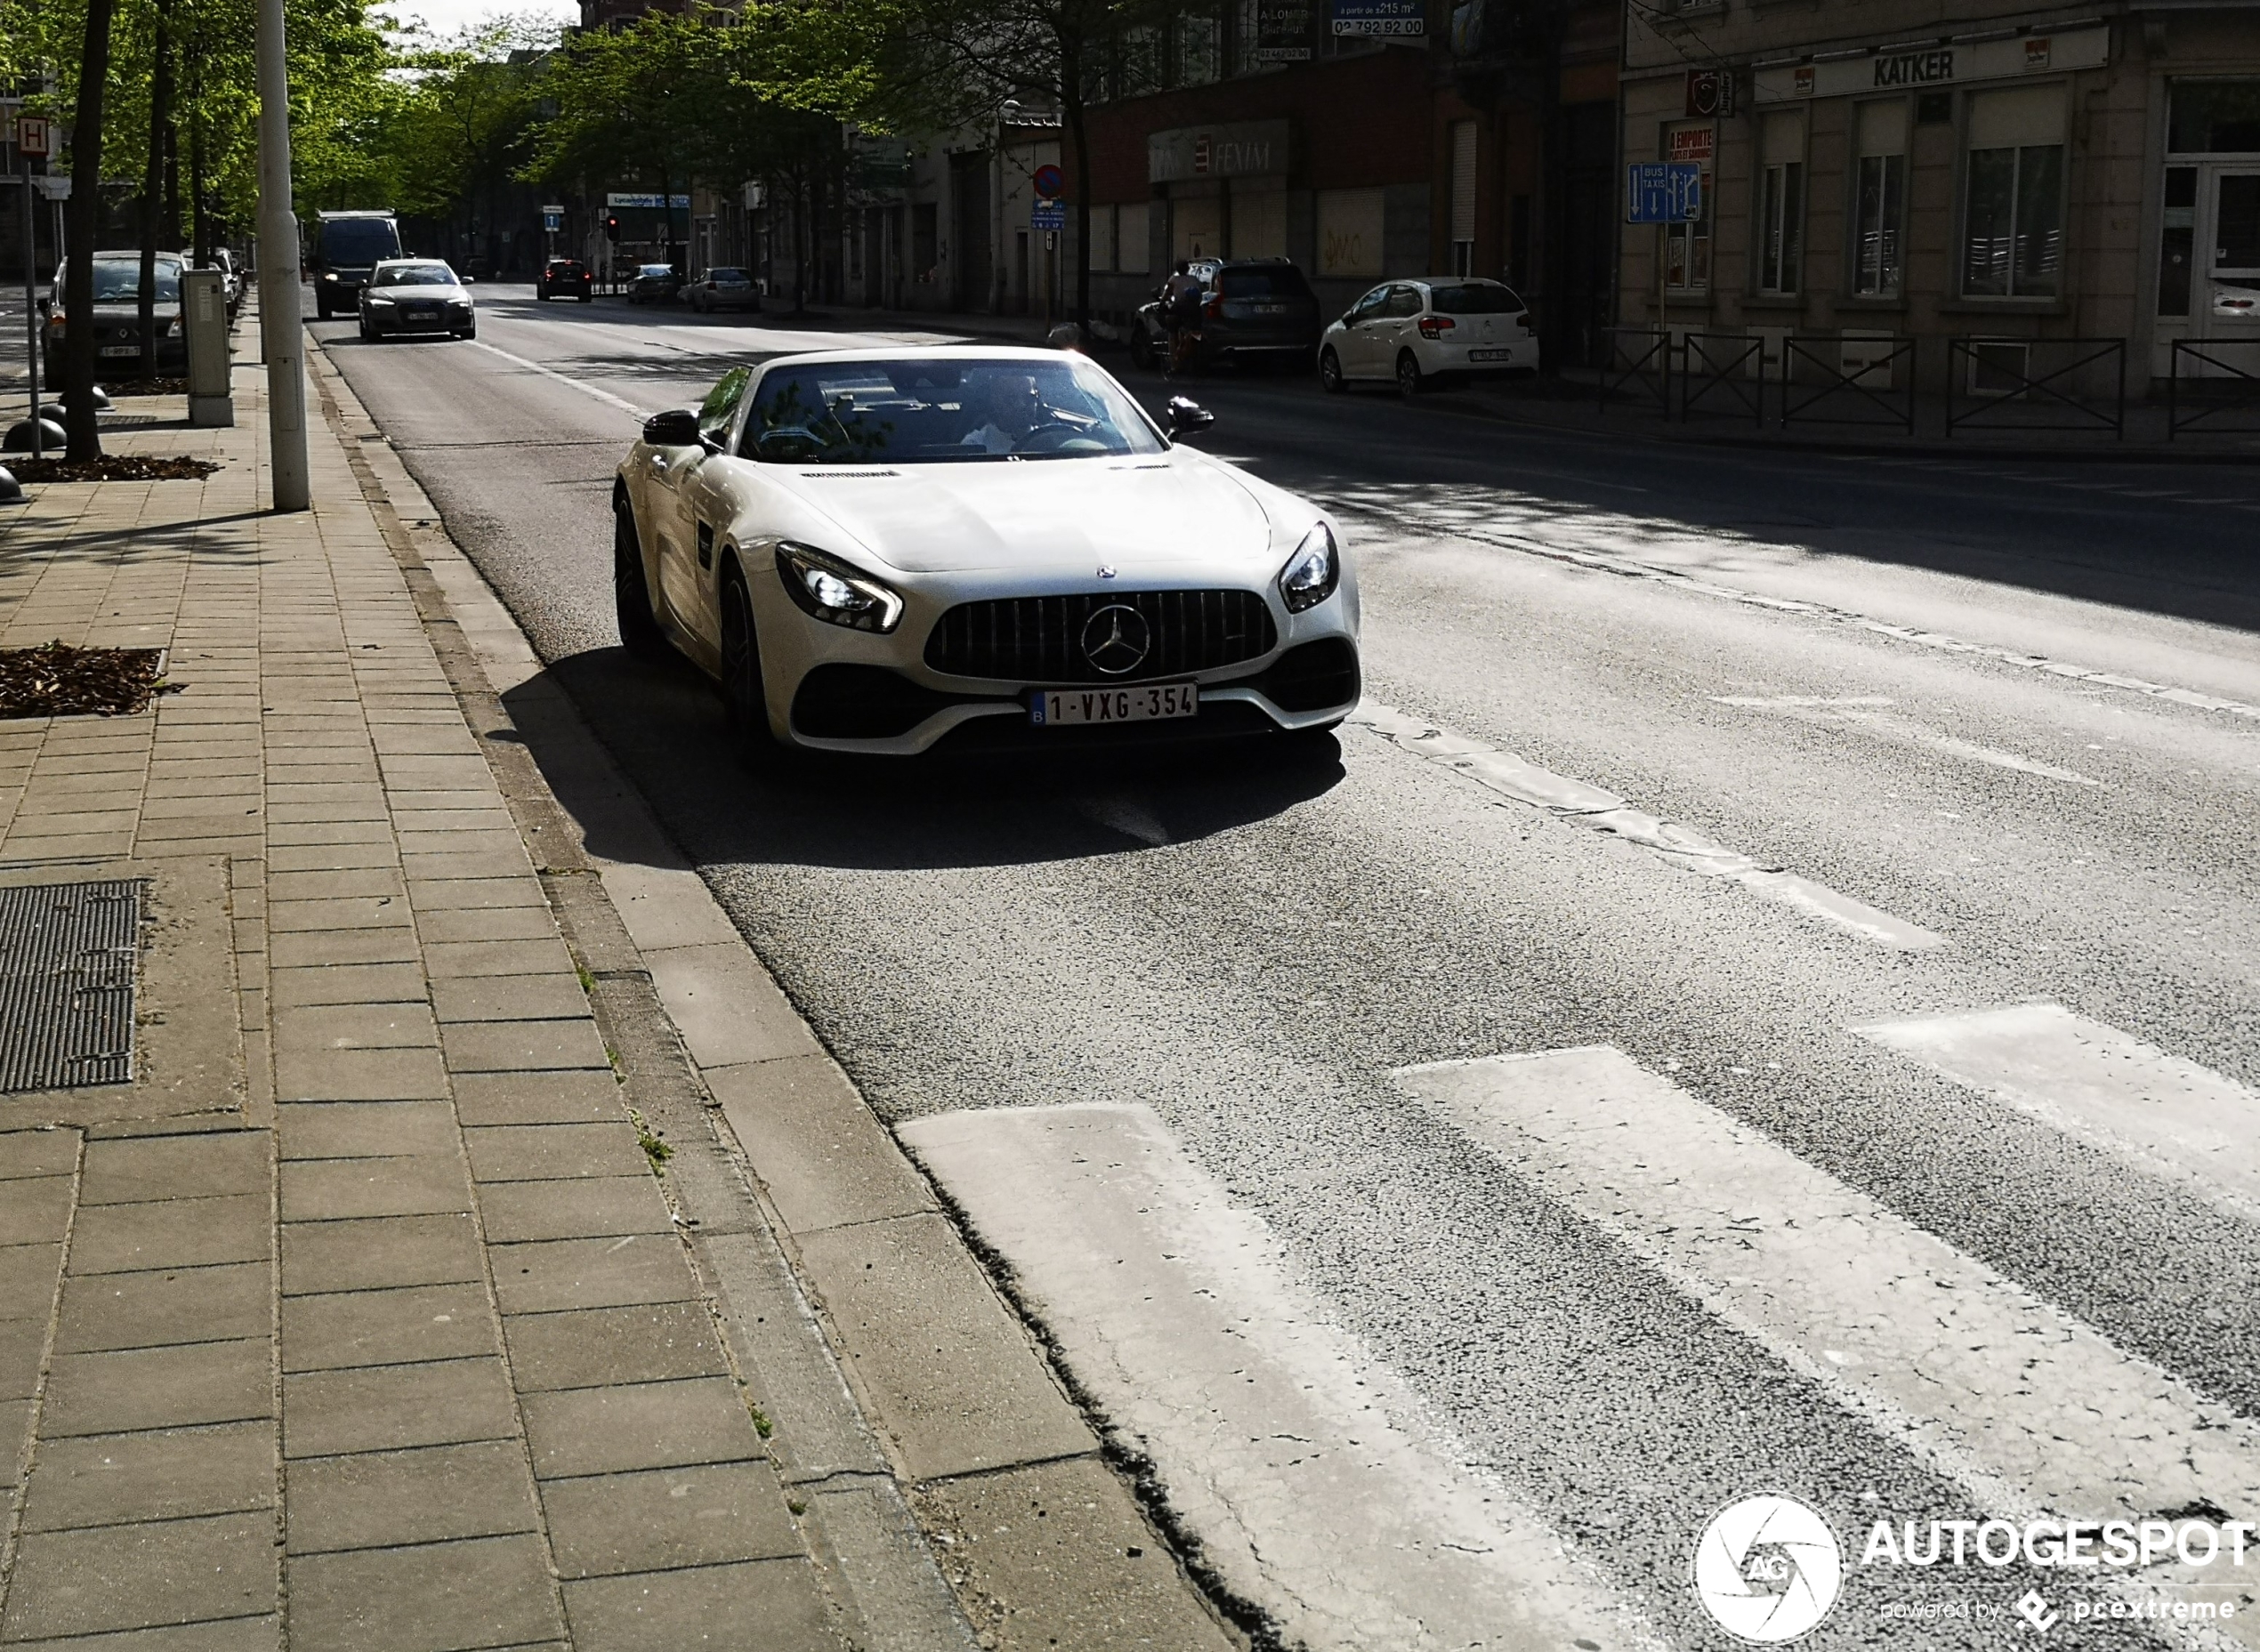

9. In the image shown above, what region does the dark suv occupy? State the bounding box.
[1130,258,1321,373]
[538,258,593,302]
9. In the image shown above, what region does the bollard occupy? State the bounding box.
[184,269,234,428]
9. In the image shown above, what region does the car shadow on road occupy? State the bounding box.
[505,646,1345,874]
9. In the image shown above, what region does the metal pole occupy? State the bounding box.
[254,0,307,511]
[24,160,40,458]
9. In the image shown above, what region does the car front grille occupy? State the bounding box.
[924,589,1276,685]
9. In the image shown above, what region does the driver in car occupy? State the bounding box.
[958,371,1049,455]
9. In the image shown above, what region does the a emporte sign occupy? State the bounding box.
[1753,24,2108,102]
[1149,120,1292,183]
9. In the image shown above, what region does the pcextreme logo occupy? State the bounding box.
[1692,1494,1846,1643]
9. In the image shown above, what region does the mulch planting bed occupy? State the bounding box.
[104,377,190,396]
[4,455,217,482]
[0,643,182,719]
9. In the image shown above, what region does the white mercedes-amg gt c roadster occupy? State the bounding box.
[610,346,1360,761]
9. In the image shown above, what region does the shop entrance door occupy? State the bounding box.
[2198,166,2260,340]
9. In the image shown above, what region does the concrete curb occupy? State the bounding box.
[303,341,1245,1652]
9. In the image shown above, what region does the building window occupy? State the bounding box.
[1174,9,1222,85]
[1449,120,1478,276]
[1756,110,1804,295]
[1090,205,1117,273]
[1962,85,2065,298]
[1663,122,1713,294]
[1852,101,1906,296]
[2158,166,2197,317]
[2167,80,2260,154]
[1118,201,1151,273]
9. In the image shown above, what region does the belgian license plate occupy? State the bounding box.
[1470,348,1513,363]
[100,344,138,357]
[1031,682,1198,727]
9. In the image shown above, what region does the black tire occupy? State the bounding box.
[719,568,779,770]
[316,301,333,320]
[1396,351,1424,399]
[1319,348,1345,393]
[613,500,669,661]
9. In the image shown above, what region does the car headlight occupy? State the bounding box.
[775,542,903,633]
[1277,521,1340,613]
[449,298,472,309]
[367,296,394,308]
[322,271,338,281]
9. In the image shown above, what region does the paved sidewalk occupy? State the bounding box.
[0,334,1239,1650]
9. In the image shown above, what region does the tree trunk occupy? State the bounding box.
[63,0,118,460]
[188,42,208,265]
[138,0,174,381]
[1065,88,1092,337]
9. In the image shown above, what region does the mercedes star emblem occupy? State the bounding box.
[1096,565,1118,579]
[1080,604,1151,676]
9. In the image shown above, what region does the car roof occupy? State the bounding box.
[88,249,184,261]
[753,344,1087,372]
[1407,276,1511,286]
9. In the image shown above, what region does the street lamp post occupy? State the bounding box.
[254,0,308,511]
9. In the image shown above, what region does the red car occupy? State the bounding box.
[537,258,593,302]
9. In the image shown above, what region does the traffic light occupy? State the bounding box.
[604,215,620,244]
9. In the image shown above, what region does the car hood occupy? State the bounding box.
[763,451,1275,576]
[369,286,468,301]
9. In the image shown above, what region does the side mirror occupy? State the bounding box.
[642,407,701,447]
[1164,396,1214,440]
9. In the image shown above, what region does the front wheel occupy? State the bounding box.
[1319,348,1345,393]
[1396,351,1424,399]
[614,500,669,660]
[719,570,780,770]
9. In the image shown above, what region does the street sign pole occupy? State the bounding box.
[255,0,309,512]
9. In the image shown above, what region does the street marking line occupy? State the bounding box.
[1857,1003,2260,1221]
[463,339,648,419]
[1714,697,2102,786]
[898,1103,1655,1652]
[1400,1047,2260,1633]
[1352,700,1947,950]
[1318,490,2260,723]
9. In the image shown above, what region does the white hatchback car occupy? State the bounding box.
[1318,278,1538,397]
[612,346,1360,761]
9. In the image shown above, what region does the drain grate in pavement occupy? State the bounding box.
[0,879,146,1092]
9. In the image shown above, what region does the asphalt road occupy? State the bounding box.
[316,285,2260,1650]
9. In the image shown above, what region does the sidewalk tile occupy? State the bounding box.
[0,1614,279,1648]
[543,1462,801,1578]
[271,1003,438,1053]
[286,1533,561,1652]
[407,878,544,913]
[20,1422,275,1531]
[285,1440,540,1554]
[70,1197,271,1274]
[41,1340,271,1437]
[643,946,824,1068]
[560,1557,831,1652]
[0,1398,29,1488]
[283,1357,517,1458]
[0,1131,80,1178]
[266,868,406,900]
[0,1175,74,1245]
[265,841,398,873]
[0,1511,275,1641]
[279,1156,469,1222]
[416,907,560,945]
[440,1019,609,1075]
[400,851,537,882]
[276,1101,456,1162]
[430,975,586,1024]
[265,898,412,933]
[521,1377,755,1479]
[477,1178,673,1245]
[0,1244,65,1317]
[499,1302,728,1394]
[281,1215,481,1296]
[280,1284,497,1372]
[269,929,422,970]
[0,1319,43,1399]
[488,1235,693,1316]
[54,1263,271,1354]
[264,819,391,848]
[463,1125,647,1184]
[423,939,575,979]
[80,1135,269,1206]
[273,1046,448,1104]
[269,963,424,1010]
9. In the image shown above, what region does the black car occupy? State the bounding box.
[538,258,594,302]
[626,263,682,304]
[1129,258,1322,373]
[43,253,189,381]
[357,260,477,342]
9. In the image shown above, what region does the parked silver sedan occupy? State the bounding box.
[686,268,760,313]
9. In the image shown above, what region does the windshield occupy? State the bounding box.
[707,269,749,281]
[1219,267,1311,299]
[82,261,182,302]
[742,358,1167,464]
[320,218,400,267]
[1428,282,1523,315]
[638,265,675,278]
[372,264,456,287]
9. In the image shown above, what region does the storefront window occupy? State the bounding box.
[1962,86,2065,298]
[2167,81,2260,154]
[1174,9,1223,85]
[1852,101,1906,296]
[1663,123,1713,294]
[2158,166,2197,317]
[1757,112,1804,295]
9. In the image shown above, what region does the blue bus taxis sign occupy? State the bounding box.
[1626,162,1702,224]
